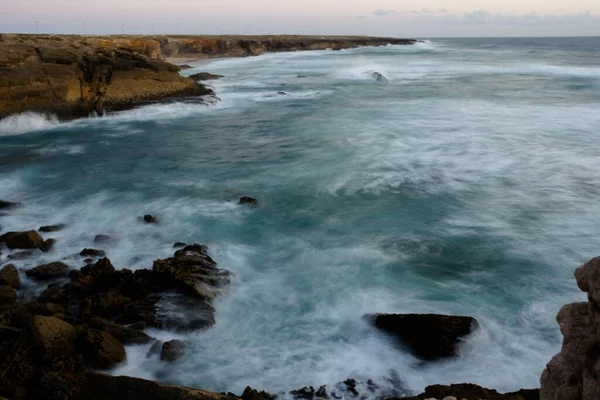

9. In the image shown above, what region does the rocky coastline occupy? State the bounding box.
[0,34,418,119]
[0,198,564,400]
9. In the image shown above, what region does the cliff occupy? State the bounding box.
[0,34,417,119]
[540,257,600,399]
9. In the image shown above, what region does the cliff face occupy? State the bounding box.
[0,34,210,119]
[0,34,417,119]
[540,257,600,400]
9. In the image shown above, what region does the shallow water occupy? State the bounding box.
[1,37,600,395]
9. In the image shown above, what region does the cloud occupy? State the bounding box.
[372,9,400,16]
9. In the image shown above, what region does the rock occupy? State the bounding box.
[0,264,20,289]
[0,230,45,250]
[278,91,287,95]
[290,387,315,399]
[143,214,158,224]
[30,315,77,356]
[343,379,358,397]
[0,200,19,210]
[39,224,66,233]
[0,285,17,305]
[398,384,539,400]
[6,249,40,260]
[242,387,273,400]
[368,313,478,361]
[541,256,600,400]
[190,72,224,81]
[146,340,163,358]
[160,339,185,362]
[88,317,150,345]
[239,196,258,206]
[80,329,126,369]
[80,372,239,400]
[297,75,307,78]
[80,248,106,258]
[26,261,70,280]
[316,386,328,399]
[179,64,193,70]
[80,292,133,319]
[43,238,57,252]
[174,242,187,248]
[93,235,111,244]
[371,72,389,83]
[0,35,211,119]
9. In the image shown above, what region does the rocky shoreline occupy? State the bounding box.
[0,198,552,400]
[0,34,418,119]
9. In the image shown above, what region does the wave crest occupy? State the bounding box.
[0,112,59,136]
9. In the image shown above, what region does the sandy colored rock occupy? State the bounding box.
[0,230,45,250]
[26,261,70,280]
[80,329,126,369]
[30,315,77,356]
[0,264,20,289]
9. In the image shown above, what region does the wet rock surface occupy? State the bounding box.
[26,261,70,280]
[190,72,225,81]
[367,313,478,361]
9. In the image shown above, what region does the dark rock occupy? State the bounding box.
[7,249,40,260]
[178,64,193,70]
[174,242,187,248]
[0,264,20,289]
[88,317,150,345]
[160,339,185,362]
[43,238,57,252]
[117,297,161,326]
[238,196,258,206]
[128,321,147,330]
[290,387,315,400]
[143,214,158,224]
[316,386,328,399]
[297,75,307,78]
[371,72,388,83]
[0,230,45,250]
[242,386,274,400]
[80,329,126,369]
[84,258,94,264]
[398,383,539,400]
[343,379,358,397]
[0,285,17,305]
[26,261,70,280]
[39,224,66,233]
[368,313,478,361]
[80,248,106,258]
[190,72,224,81]
[146,340,163,358]
[278,91,287,95]
[94,235,111,244]
[0,200,19,210]
[541,256,600,400]
[80,293,132,319]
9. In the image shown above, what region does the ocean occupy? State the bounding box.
[1,36,599,396]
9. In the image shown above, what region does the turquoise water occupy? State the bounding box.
[1,37,600,395]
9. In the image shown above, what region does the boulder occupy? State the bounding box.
[190,72,224,81]
[0,285,17,305]
[239,196,258,205]
[160,339,185,362]
[398,384,539,400]
[80,248,106,258]
[541,256,600,400]
[39,224,66,233]
[30,315,77,356]
[43,238,57,252]
[368,313,478,361]
[80,292,133,319]
[0,230,45,250]
[88,317,150,345]
[143,214,158,224]
[26,261,70,281]
[80,329,126,369]
[0,264,20,289]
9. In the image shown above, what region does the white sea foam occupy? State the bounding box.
[0,112,59,135]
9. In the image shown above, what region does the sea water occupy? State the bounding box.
[1,37,599,395]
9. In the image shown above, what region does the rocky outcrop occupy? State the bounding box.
[397,384,539,400]
[540,256,600,400]
[0,34,211,119]
[367,313,478,361]
[0,230,48,250]
[190,72,224,81]
[26,261,70,280]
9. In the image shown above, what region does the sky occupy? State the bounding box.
[1,0,600,37]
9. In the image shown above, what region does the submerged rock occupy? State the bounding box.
[371,72,389,83]
[143,214,158,224]
[26,261,70,281]
[80,248,106,258]
[239,196,258,206]
[190,72,225,81]
[39,224,66,233]
[93,235,111,244]
[0,200,19,210]
[7,249,40,260]
[367,313,478,360]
